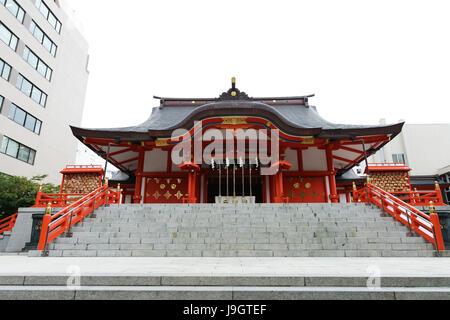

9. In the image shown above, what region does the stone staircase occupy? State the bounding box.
[29,203,437,257]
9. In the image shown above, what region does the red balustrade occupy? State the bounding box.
[353,183,445,252]
[37,185,120,251]
[0,213,18,235]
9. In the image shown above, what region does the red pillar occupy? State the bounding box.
[270,160,292,203]
[133,150,144,204]
[345,188,351,203]
[326,146,339,203]
[179,162,200,203]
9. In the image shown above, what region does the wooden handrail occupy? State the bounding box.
[353,183,445,252]
[0,213,18,235]
[37,184,120,251]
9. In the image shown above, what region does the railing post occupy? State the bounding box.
[404,208,413,237]
[435,181,444,205]
[65,207,74,238]
[429,201,445,254]
[35,184,42,206]
[352,182,358,203]
[365,176,370,204]
[379,193,388,217]
[116,183,121,205]
[37,203,52,255]
[90,193,97,218]
[105,178,109,207]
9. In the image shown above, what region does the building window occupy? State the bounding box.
[0,136,36,165]
[0,0,25,23]
[0,22,18,51]
[29,20,57,57]
[392,154,406,164]
[15,74,47,107]
[34,0,61,33]
[23,46,52,81]
[0,58,11,80]
[8,103,42,135]
[0,95,4,112]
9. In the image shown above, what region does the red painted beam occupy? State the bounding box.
[333,155,355,163]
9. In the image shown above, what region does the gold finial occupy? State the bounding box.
[429,201,436,214]
[105,177,109,186]
[435,181,440,189]
[141,141,145,147]
[117,183,121,192]
[44,202,52,216]
[38,184,43,192]
[366,175,371,184]
[231,77,236,84]
[352,182,357,190]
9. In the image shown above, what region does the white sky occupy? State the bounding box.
[64,0,450,131]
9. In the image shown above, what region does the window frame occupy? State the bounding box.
[0,136,36,165]
[15,73,48,107]
[0,21,19,51]
[29,20,57,57]
[0,57,12,81]
[34,0,61,33]
[1,0,25,23]
[8,103,43,135]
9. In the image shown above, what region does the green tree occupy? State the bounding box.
[0,173,60,220]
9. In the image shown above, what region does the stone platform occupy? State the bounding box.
[0,256,449,299]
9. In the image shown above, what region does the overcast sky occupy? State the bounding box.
[64,0,450,131]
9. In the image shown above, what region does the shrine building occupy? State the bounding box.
[71,78,403,205]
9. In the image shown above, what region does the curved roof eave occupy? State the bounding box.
[71,101,404,141]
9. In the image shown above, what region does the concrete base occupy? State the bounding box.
[4,207,63,253]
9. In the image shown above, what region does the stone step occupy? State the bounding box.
[30,249,438,257]
[2,274,450,287]
[49,242,435,251]
[1,285,450,300]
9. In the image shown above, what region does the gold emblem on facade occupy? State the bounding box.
[293,183,300,189]
[164,191,171,200]
[305,183,311,189]
[221,117,247,125]
[155,138,169,147]
[175,190,183,199]
[177,178,182,184]
[154,178,160,183]
[153,191,160,199]
[166,178,171,184]
[160,184,166,189]
[171,184,177,189]
[301,137,315,144]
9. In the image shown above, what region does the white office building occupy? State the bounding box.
[363,120,450,203]
[0,0,88,184]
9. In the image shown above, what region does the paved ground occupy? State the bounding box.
[1,255,450,277]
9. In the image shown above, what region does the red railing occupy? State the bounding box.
[35,192,86,207]
[390,190,444,206]
[37,184,120,251]
[0,213,18,235]
[353,183,445,252]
